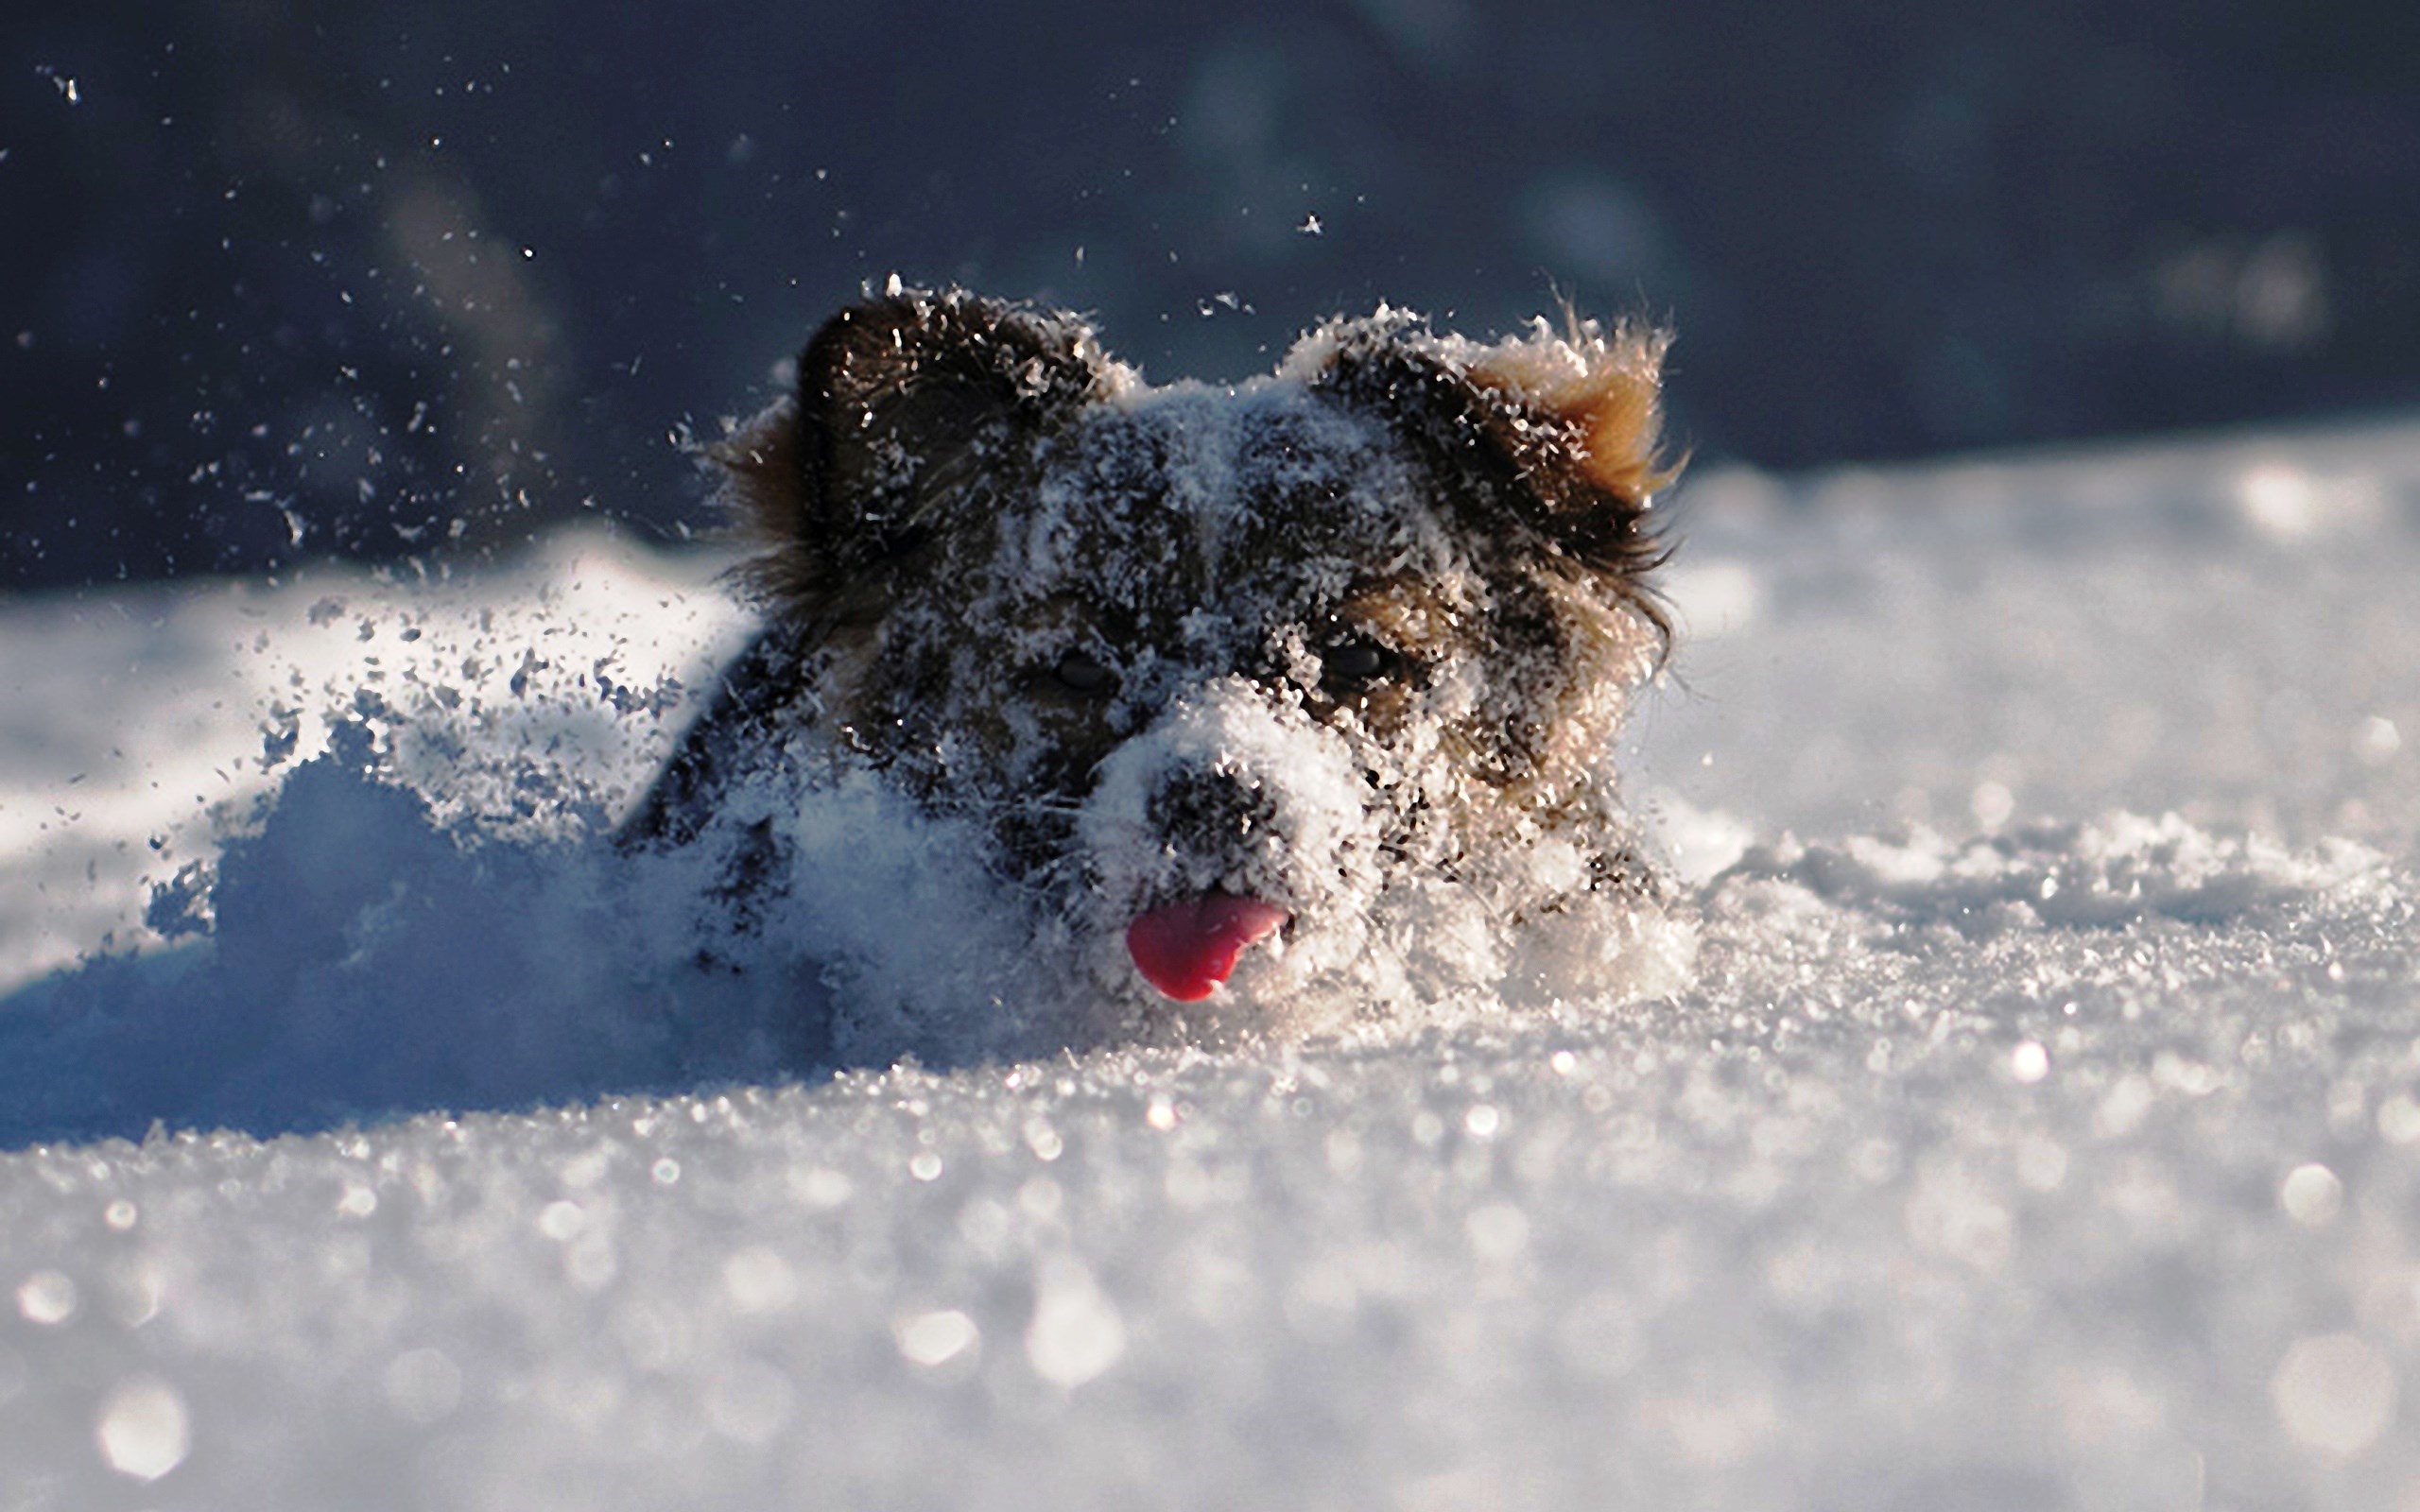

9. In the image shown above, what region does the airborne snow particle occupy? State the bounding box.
[536,1199,586,1240]
[1969,781,2015,831]
[2271,1333,2397,1457]
[16,1271,76,1325]
[95,1377,190,1482]
[1026,1260,1125,1388]
[2277,1163,2343,1228]
[896,1309,980,1366]
[2238,464,2319,540]
[2377,1095,2420,1145]
[722,1246,799,1313]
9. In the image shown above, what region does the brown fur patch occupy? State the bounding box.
[1462,318,1679,507]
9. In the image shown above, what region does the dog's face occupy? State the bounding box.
[648,287,1678,1035]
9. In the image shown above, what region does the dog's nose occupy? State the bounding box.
[1145,767,1279,844]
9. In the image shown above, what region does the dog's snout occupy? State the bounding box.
[1078,671,1374,933]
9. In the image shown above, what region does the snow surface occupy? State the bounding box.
[2,417,2417,1507]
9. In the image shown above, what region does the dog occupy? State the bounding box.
[624,284,1685,1049]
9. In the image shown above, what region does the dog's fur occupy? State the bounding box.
[627,285,1681,1044]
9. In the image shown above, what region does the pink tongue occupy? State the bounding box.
[1125,895,1291,1002]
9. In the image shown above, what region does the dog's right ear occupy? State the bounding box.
[1298,305,1679,661]
[715,285,1114,626]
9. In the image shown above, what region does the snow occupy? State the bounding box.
[3,416,2418,1506]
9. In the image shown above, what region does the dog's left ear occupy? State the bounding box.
[715,284,1115,626]
[1301,308,1678,629]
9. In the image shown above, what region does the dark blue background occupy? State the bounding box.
[6,0,2415,587]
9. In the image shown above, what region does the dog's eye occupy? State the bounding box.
[1049,649,1117,696]
[1319,637,1395,689]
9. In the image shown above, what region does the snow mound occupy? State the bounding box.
[1723,812,2393,934]
[0,740,807,1146]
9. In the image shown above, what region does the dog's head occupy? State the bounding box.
[700,285,1677,1028]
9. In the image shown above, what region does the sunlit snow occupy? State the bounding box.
[2,417,2416,1507]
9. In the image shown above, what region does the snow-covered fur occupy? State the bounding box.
[625,285,1685,1047]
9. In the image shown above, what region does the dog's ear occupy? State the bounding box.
[1301,307,1678,645]
[716,285,1114,625]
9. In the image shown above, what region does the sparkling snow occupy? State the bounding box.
[2,418,2417,1507]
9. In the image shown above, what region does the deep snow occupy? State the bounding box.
[1,417,2416,1507]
